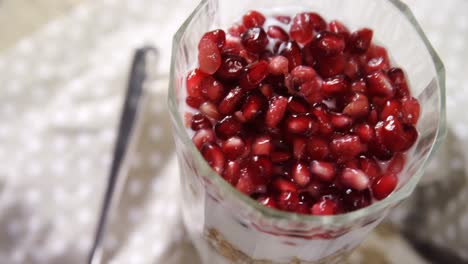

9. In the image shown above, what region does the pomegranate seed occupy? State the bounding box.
[228,23,246,37]
[259,83,274,99]
[267,26,289,42]
[311,198,339,215]
[201,30,226,49]
[277,191,304,212]
[216,54,247,81]
[252,155,273,179]
[257,196,278,209]
[317,54,346,78]
[191,113,212,131]
[268,56,289,76]
[241,27,269,53]
[222,35,243,55]
[278,41,302,71]
[310,161,336,182]
[252,135,273,156]
[359,156,381,182]
[366,71,395,98]
[186,69,208,97]
[344,56,361,80]
[401,96,420,125]
[215,116,242,139]
[200,101,221,120]
[380,99,402,121]
[351,80,367,93]
[241,92,268,122]
[273,178,297,192]
[242,10,266,28]
[200,76,225,103]
[275,15,291,24]
[349,28,373,54]
[234,111,247,123]
[240,60,269,89]
[265,96,288,128]
[287,96,309,114]
[386,153,406,175]
[369,139,393,161]
[363,45,390,74]
[342,189,371,211]
[198,36,222,74]
[290,12,326,44]
[341,168,370,191]
[368,108,379,125]
[221,136,246,160]
[300,78,323,103]
[321,75,349,95]
[271,151,291,163]
[354,123,375,143]
[218,86,244,115]
[192,128,215,149]
[236,166,265,195]
[343,93,370,119]
[201,143,226,175]
[330,135,365,161]
[312,106,333,136]
[331,113,353,130]
[291,162,311,187]
[239,49,260,64]
[186,96,205,109]
[293,137,307,160]
[223,160,240,185]
[372,174,398,200]
[289,66,317,87]
[328,20,350,41]
[313,32,346,56]
[286,114,315,135]
[306,138,330,160]
[375,116,418,153]
[388,68,410,97]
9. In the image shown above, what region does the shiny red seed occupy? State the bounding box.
[372,174,398,200]
[300,78,323,103]
[186,68,208,97]
[240,60,269,89]
[201,143,226,175]
[236,163,265,195]
[259,83,274,99]
[268,55,289,76]
[252,135,273,156]
[265,96,288,128]
[343,93,370,119]
[386,153,406,174]
[311,198,339,215]
[215,116,242,140]
[200,76,225,103]
[221,136,246,160]
[290,12,326,44]
[388,68,410,97]
[200,101,221,120]
[223,160,240,185]
[287,115,315,135]
[287,96,309,114]
[241,93,268,122]
[198,36,222,74]
[267,26,289,42]
[306,138,330,160]
[363,45,390,74]
[312,106,333,136]
[292,162,311,187]
[375,116,418,153]
[257,196,278,209]
[366,71,395,98]
[321,75,349,95]
[342,189,371,211]
[313,32,346,56]
[349,28,373,54]
[192,128,215,149]
[293,137,307,160]
[381,100,402,121]
[328,20,350,40]
[359,156,382,182]
[216,54,247,81]
[228,23,247,38]
[331,113,353,130]
[202,29,226,49]
[252,155,273,179]
[401,96,420,125]
[344,56,361,80]
[241,27,269,53]
[222,35,243,55]
[351,80,367,93]
[272,178,297,193]
[277,191,303,212]
[186,96,205,109]
[218,86,244,115]
[278,41,302,71]
[330,135,365,161]
[191,113,212,131]
[317,54,346,78]
[289,66,317,87]
[341,168,370,191]
[242,10,266,28]
[354,123,375,143]
[310,161,336,183]
[271,151,291,163]
[275,15,291,24]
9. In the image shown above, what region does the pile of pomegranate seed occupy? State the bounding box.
[185,10,420,215]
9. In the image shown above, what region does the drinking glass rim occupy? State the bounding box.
[168,0,447,225]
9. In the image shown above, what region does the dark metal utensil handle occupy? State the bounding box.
[87,46,158,264]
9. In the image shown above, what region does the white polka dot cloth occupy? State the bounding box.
[0,0,466,263]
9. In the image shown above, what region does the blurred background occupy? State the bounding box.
[0,0,467,263]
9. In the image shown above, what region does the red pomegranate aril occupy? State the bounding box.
[313,32,346,56]
[200,76,225,103]
[330,135,365,161]
[275,15,291,24]
[354,123,375,143]
[265,96,288,128]
[386,152,406,174]
[321,75,349,95]
[317,54,346,78]
[198,36,222,74]
[192,128,215,149]
[342,189,371,211]
[271,151,291,163]
[328,20,350,40]
[186,68,208,97]
[268,56,289,76]
[375,116,418,153]
[252,135,273,156]
[267,26,289,42]
[202,143,226,175]
[215,116,242,140]
[343,93,370,119]
[218,86,244,115]
[293,137,307,160]
[290,12,326,44]
[344,56,361,80]
[240,60,269,89]
[279,41,302,71]
[277,191,302,212]
[241,92,268,122]
[287,115,315,135]
[372,173,398,200]
[388,68,410,97]
[202,30,226,49]
[312,106,333,136]
[401,96,421,125]
[243,10,266,28]
[381,99,402,121]
[259,83,274,99]
[200,101,221,120]
[349,28,373,54]
[273,178,297,193]
[351,80,367,93]
[292,162,311,187]
[341,168,370,191]
[300,78,323,103]
[306,138,330,160]
[257,196,278,209]
[366,71,395,98]
[363,45,390,74]
[191,113,212,131]
[228,23,246,37]
[311,198,339,216]
[222,136,246,160]
[241,27,269,53]
[310,161,336,182]
[216,54,247,81]
[287,96,309,114]
[186,96,205,109]
[290,66,317,87]
[359,156,381,182]
[223,160,241,185]
[252,155,273,179]
[331,113,353,130]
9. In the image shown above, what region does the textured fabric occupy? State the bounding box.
[0,0,466,263]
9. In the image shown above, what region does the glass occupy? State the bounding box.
[168,0,446,263]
